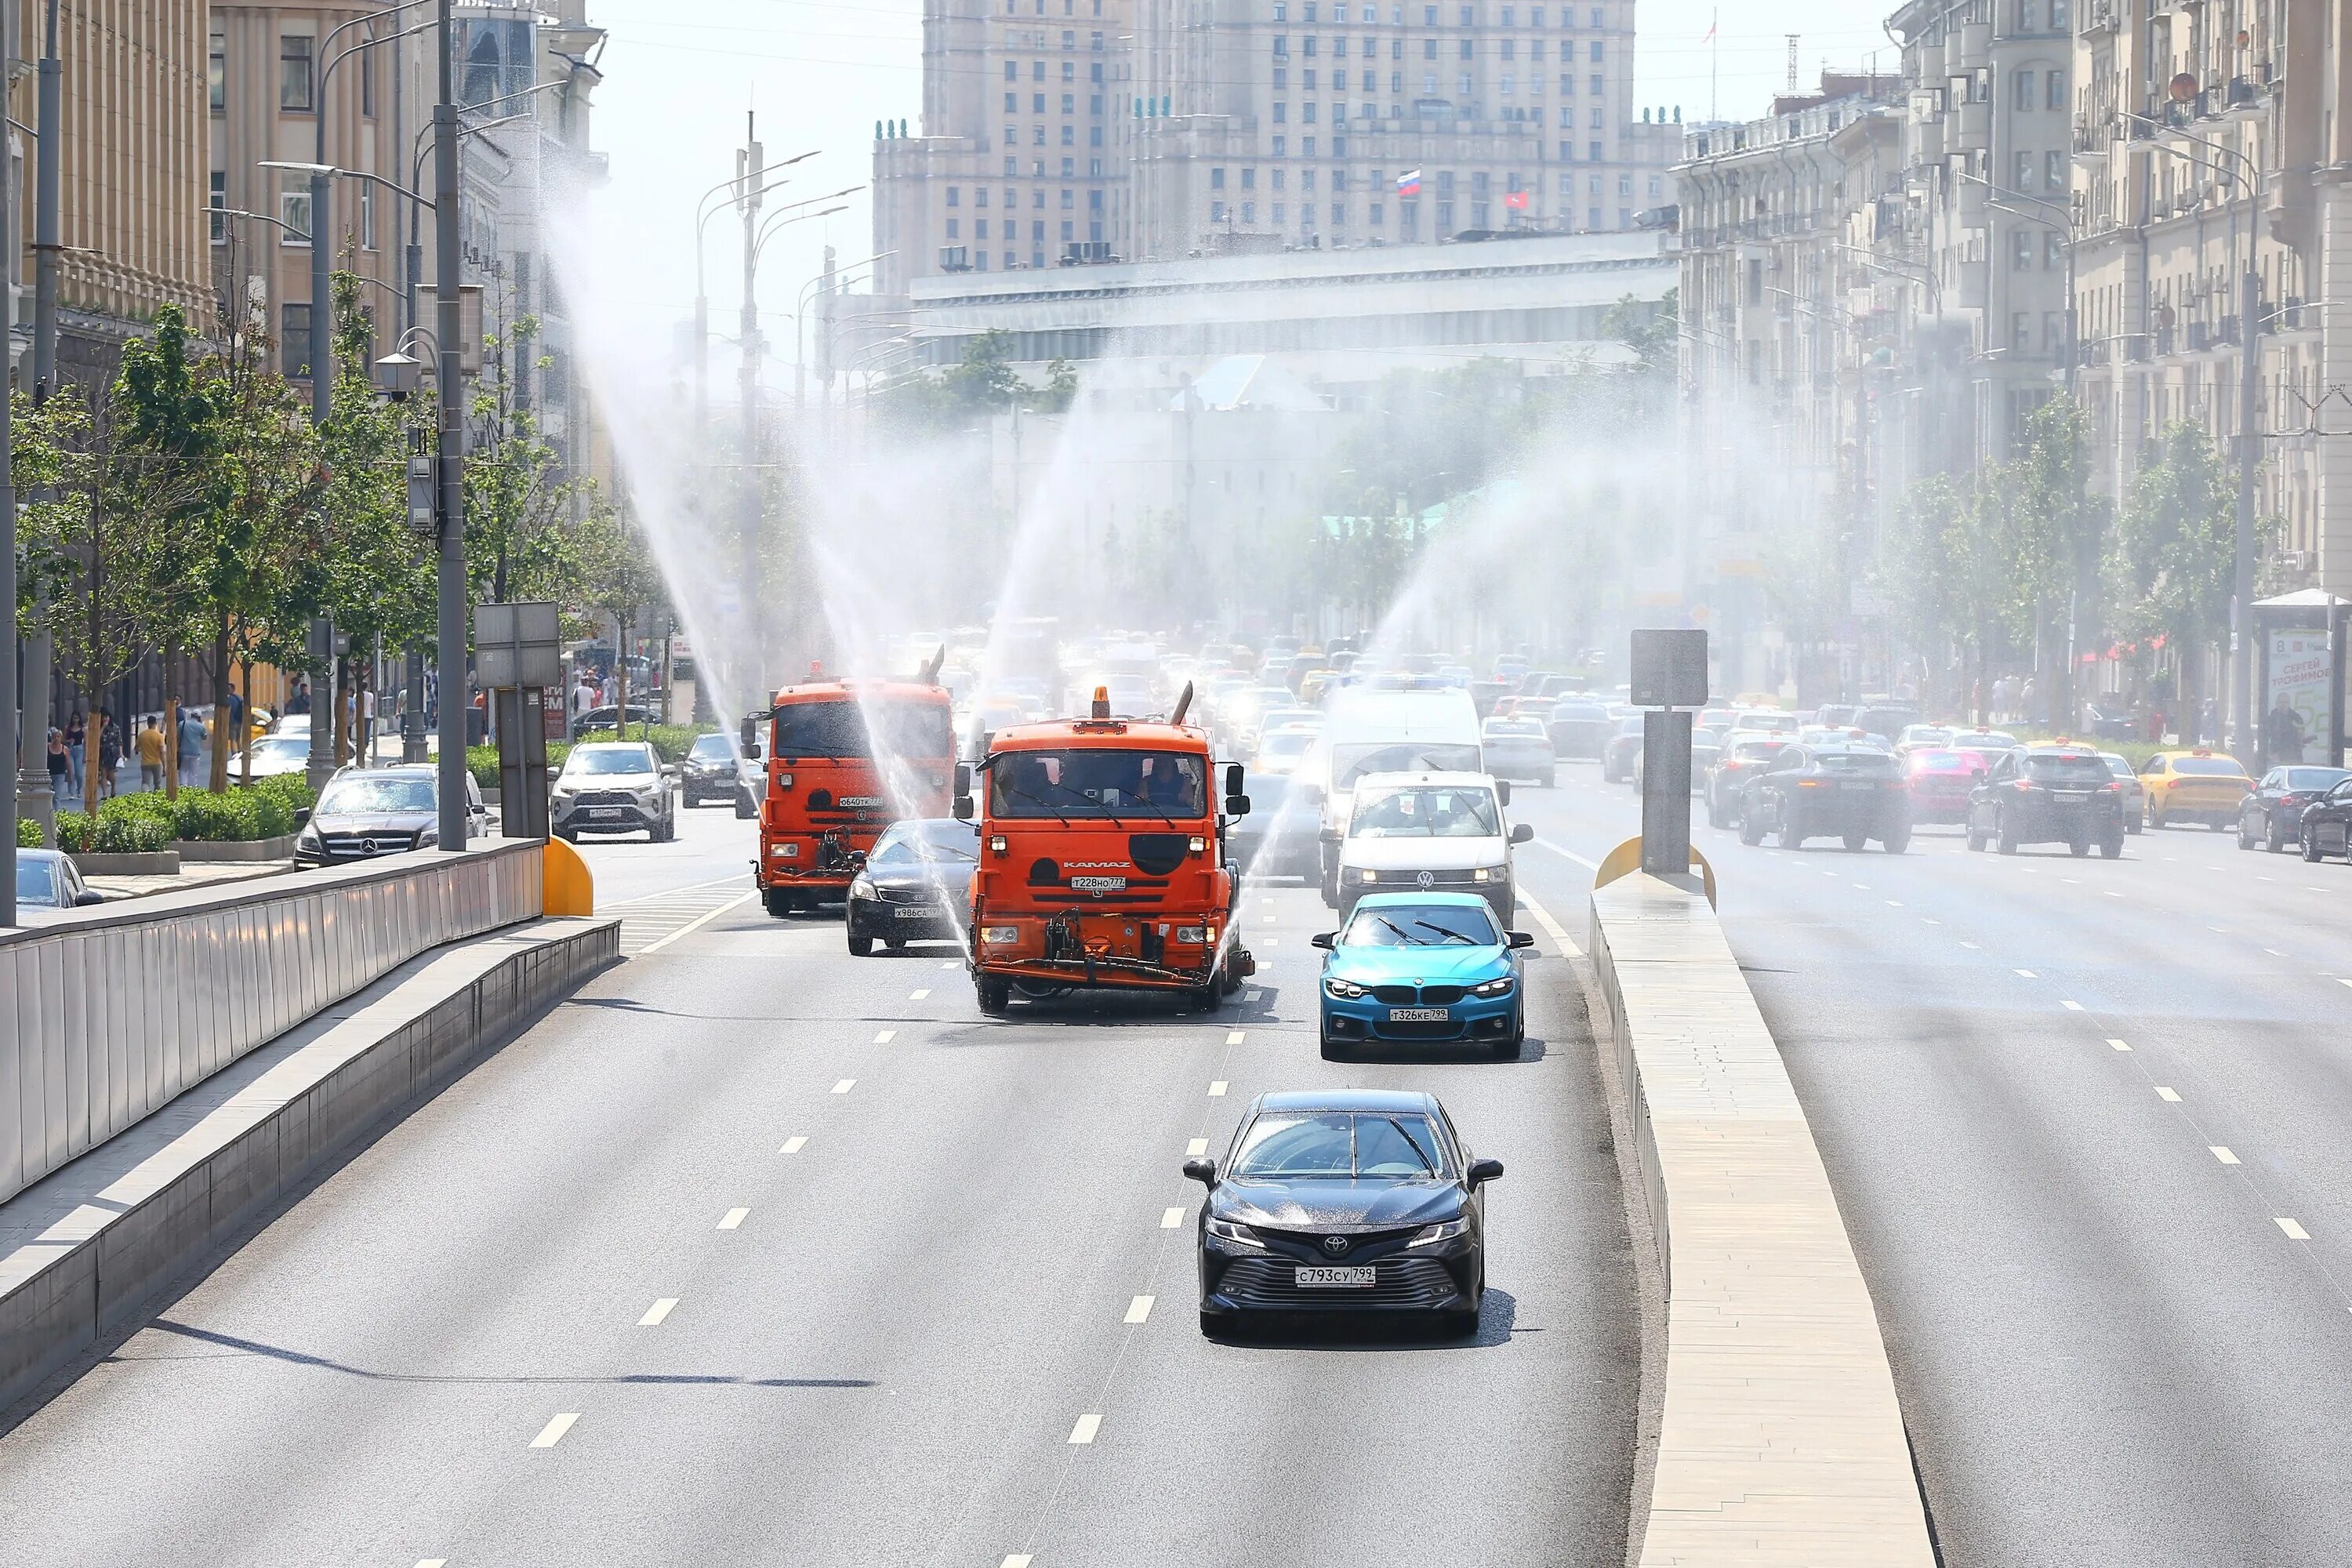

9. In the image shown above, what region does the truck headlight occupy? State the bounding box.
[1324,975,1367,999]
[1188,835,1207,852]
[1174,925,1210,943]
[773,844,800,859]
[981,924,1020,944]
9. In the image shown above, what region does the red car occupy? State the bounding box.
[1904,746,1988,826]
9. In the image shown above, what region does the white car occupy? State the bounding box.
[238,733,312,779]
[551,741,677,843]
[1333,770,1531,928]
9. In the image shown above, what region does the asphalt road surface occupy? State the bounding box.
[1513,765,2352,1568]
[0,797,1639,1566]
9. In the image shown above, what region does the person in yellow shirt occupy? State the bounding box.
[134,717,166,792]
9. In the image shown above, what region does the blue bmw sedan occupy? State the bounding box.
[1312,891,1534,1060]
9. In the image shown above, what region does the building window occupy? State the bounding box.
[1005,92,1018,111]
[280,34,314,111]
[947,217,960,238]
[278,171,314,241]
[2013,311,2031,351]
[1243,201,1256,222]
[1458,38,1472,60]
[2045,231,2063,268]
[2012,151,2033,191]
[1212,199,1228,221]
[1062,91,1074,111]
[282,303,313,379]
[209,170,227,242]
[2012,230,2033,270]
[1370,201,1384,222]
[1588,204,1600,227]
[1588,139,1601,159]
[1275,102,1287,122]
[1062,220,1073,240]
[1588,73,1602,94]
[2013,67,2034,111]
[2048,71,2065,110]
[1273,134,1286,154]
[1303,136,1316,154]
[1436,199,1454,227]
[360,183,378,249]
[976,218,989,238]
[2045,151,2064,190]
[209,32,226,111]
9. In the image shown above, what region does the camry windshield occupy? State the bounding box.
[251,736,308,760]
[318,778,435,813]
[1230,1112,1450,1180]
[1350,784,1501,837]
[989,749,1207,818]
[566,747,659,777]
[773,699,952,760]
[1330,742,1481,789]
[1340,902,1500,946]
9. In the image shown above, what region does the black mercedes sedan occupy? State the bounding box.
[2296,776,2352,862]
[844,817,980,955]
[2238,764,2352,852]
[1185,1089,1501,1338]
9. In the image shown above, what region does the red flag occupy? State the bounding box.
[1504,191,1528,209]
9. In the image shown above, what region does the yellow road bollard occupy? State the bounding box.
[543,837,594,915]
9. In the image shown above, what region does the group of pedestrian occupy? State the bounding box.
[38,708,121,805]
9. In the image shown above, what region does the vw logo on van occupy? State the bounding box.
[1415,869,1436,890]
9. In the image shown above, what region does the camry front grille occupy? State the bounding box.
[1217,1256,1458,1309]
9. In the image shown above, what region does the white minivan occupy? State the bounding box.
[1333,770,1532,927]
[1305,687,1483,904]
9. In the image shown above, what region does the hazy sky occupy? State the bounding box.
[582,1,1895,339]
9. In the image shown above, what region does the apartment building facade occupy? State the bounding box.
[874,0,1670,297]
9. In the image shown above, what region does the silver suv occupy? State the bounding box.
[552,741,677,843]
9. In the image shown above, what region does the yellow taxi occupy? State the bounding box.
[2136,748,2254,830]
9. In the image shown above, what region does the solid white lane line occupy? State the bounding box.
[599,873,753,909]
[1852,883,1870,891]
[717,1207,750,1230]
[1515,887,1584,958]
[909,988,931,1000]
[1161,1206,1185,1229]
[2278,1218,2311,1240]
[1534,837,1599,870]
[2061,1000,2085,1011]
[640,1298,678,1327]
[874,1029,896,1044]
[2108,1038,2132,1051]
[2212,1146,2241,1165]
[2156,1087,2182,1102]
[530,1413,579,1449]
[780,1136,808,1154]
[1124,1294,1155,1324]
[1185,1138,1208,1157]
[2014,968,2038,978]
[832,1079,856,1094]
[638,891,757,955]
[1068,1413,1102,1444]
[2106,891,2124,898]
[1208,1080,1229,1097]
[1226,1029,1246,1045]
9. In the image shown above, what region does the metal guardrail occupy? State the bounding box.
[0,841,542,1205]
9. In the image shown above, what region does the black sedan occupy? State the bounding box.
[2238,765,2352,852]
[1187,1090,1501,1338]
[1965,746,2125,857]
[679,731,741,807]
[844,817,980,955]
[1599,715,1644,782]
[1737,743,1911,852]
[571,703,660,741]
[2298,776,2352,862]
[1548,700,1611,760]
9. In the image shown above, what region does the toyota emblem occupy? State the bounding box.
[1320,1235,1351,1257]
[360,837,378,855]
[1415,869,1436,890]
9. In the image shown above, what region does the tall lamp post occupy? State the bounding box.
[432,0,467,850]
[10,0,61,851]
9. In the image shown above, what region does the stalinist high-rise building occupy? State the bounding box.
[873,0,1673,297]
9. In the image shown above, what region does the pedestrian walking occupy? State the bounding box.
[96,713,121,799]
[64,709,84,793]
[135,717,165,793]
[285,680,311,717]
[45,728,68,808]
[177,707,207,787]
[359,685,377,763]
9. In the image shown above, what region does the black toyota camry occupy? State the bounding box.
[1186,1089,1501,1338]
[844,817,980,955]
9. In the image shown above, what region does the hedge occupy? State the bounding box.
[16,818,39,849]
[465,724,712,789]
[52,781,308,852]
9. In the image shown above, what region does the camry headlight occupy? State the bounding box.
[1204,1218,1265,1250]
[1323,975,1367,999]
[1471,975,1515,998]
[1408,1217,1470,1248]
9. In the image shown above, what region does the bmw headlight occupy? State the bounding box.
[1471,975,1515,998]
[1407,1217,1470,1248]
[1323,975,1367,999]
[1204,1217,1265,1250]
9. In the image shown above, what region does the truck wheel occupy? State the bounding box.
[976,975,1011,1014]
[1842,830,1867,852]
[763,887,794,918]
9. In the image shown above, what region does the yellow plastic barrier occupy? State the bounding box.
[543,837,594,916]
[1593,834,1715,910]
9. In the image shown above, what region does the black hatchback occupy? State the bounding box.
[2238,765,2352,852]
[1186,1090,1501,1338]
[1737,743,1911,852]
[1966,746,2125,857]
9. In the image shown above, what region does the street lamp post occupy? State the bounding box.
[11,0,62,850]
[433,0,466,851]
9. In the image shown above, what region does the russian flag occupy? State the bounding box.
[1396,168,1421,195]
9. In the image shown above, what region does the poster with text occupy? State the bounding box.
[2267,630,2332,763]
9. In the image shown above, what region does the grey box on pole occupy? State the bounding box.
[1630,629,1708,710]
[473,601,561,691]
[1640,710,1693,877]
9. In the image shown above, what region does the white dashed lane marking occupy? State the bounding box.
[2061,1000,2085,1011]
[909,988,931,1000]
[639,1298,678,1327]
[2278,1218,2311,1240]
[1226,1030,1246,1045]
[2156,1087,2182,1102]
[780,1136,808,1154]
[832,1079,856,1094]
[1160,1207,1185,1229]
[530,1413,579,1449]
[1124,1294,1155,1324]
[1185,1138,1208,1157]
[1208,1080,1228,1097]
[1515,887,1584,958]
[2212,1147,2241,1165]
[873,1029,896,1044]
[717,1207,750,1230]
[2108,1038,2132,1051]
[1068,1413,1102,1445]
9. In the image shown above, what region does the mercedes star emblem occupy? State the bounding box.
[360,837,378,855]
[1320,1234,1351,1256]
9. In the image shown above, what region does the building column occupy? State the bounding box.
[2318,180,2352,601]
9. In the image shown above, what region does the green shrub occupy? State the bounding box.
[245,771,315,816]
[16,817,41,849]
[54,811,93,853]
[89,808,169,854]
[169,790,250,843]
[572,723,706,764]
[471,741,578,789]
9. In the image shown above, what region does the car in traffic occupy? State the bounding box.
[1737,743,1911,852]
[1600,715,1644,783]
[1185,1088,1502,1337]
[550,741,677,843]
[1228,771,1323,879]
[1333,771,1530,925]
[2296,777,2352,861]
[1894,724,1956,755]
[1251,725,1321,777]
[2096,752,2144,833]
[1733,709,1798,735]
[14,848,103,923]
[844,817,979,955]
[2138,749,2253,831]
[1901,746,1988,827]
[237,732,312,779]
[570,703,660,742]
[2236,765,2352,852]
[1947,726,2019,757]
[1702,732,1789,828]
[1479,717,1555,786]
[1853,702,1924,745]
[295,766,491,866]
[1546,699,1610,760]
[1965,746,2125,857]
[1312,892,1533,1060]
[679,731,742,808]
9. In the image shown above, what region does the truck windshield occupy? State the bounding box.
[1329,741,1481,789]
[772,699,952,760]
[989,749,1207,818]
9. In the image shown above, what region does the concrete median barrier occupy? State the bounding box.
[1590,870,1935,1566]
[0,915,617,1417]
